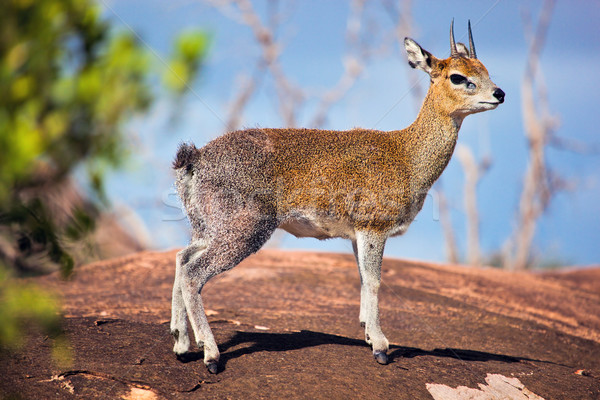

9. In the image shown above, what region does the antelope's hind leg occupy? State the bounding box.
[171,242,207,356]
[177,210,277,374]
[177,251,220,374]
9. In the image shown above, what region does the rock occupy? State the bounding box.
[2,250,599,399]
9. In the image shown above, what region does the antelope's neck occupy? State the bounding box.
[394,90,464,190]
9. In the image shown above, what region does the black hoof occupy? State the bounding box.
[374,351,388,365]
[206,361,218,374]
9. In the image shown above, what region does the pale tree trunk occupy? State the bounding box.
[506,0,558,270]
[456,145,481,266]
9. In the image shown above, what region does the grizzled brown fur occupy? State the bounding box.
[170,22,504,374]
[175,122,449,235]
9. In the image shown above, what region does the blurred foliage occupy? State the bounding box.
[0,266,59,348]
[0,0,208,277]
[163,30,210,94]
[0,262,70,366]
[0,0,208,354]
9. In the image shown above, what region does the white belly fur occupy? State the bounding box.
[278,211,412,241]
[279,214,356,240]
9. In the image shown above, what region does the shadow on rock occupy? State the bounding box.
[221,329,365,353]
[197,329,542,372]
[389,346,569,368]
[217,330,366,370]
[390,347,524,363]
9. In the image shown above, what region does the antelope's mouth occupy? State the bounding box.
[478,101,501,108]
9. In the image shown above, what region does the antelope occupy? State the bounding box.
[170,21,504,374]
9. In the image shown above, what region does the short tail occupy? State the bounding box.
[173,142,199,170]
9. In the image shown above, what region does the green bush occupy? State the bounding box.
[0,0,208,352]
[0,0,208,276]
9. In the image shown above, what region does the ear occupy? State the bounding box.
[456,42,470,57]
[404,38,439,75]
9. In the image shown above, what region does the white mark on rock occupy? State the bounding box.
[121,387,159,400]
[254,325,269,330]
[426,374,545,400]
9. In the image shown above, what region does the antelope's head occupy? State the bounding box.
[404,20,505,118]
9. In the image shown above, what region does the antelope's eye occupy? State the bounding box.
[450,74,467,85]
[467,82,476,89]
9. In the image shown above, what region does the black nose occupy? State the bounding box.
[493,88,505,103]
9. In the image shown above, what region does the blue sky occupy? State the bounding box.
[101,0,600,267]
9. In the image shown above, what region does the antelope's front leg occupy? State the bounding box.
[354,231,389,364]
[352,240,367,327]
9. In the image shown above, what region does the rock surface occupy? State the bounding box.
[1,249,599,399]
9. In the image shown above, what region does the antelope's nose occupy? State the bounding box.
[493,88,505,103]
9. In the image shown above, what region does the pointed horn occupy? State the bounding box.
[468,20,477,59]
[450,19,458,57]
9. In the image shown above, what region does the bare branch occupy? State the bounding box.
[549,135,600,155]
[437,187,460,264]
[212,0,379,131]
[456,145,482,266]
[382,0,423,114]
[225,67,265,132]
[506,0,556,270]
[309,0,366,128]
[210,0,305,127]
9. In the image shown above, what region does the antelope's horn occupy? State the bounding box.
[468,20,477,59]
[450,19,458,56]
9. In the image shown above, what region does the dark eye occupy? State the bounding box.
[467,82,476,89]
[450,74,467,85]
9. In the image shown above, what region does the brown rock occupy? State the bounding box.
[2,250,599,399]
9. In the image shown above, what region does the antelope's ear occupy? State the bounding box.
[404,38,439,75]
[456,42,470,57]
